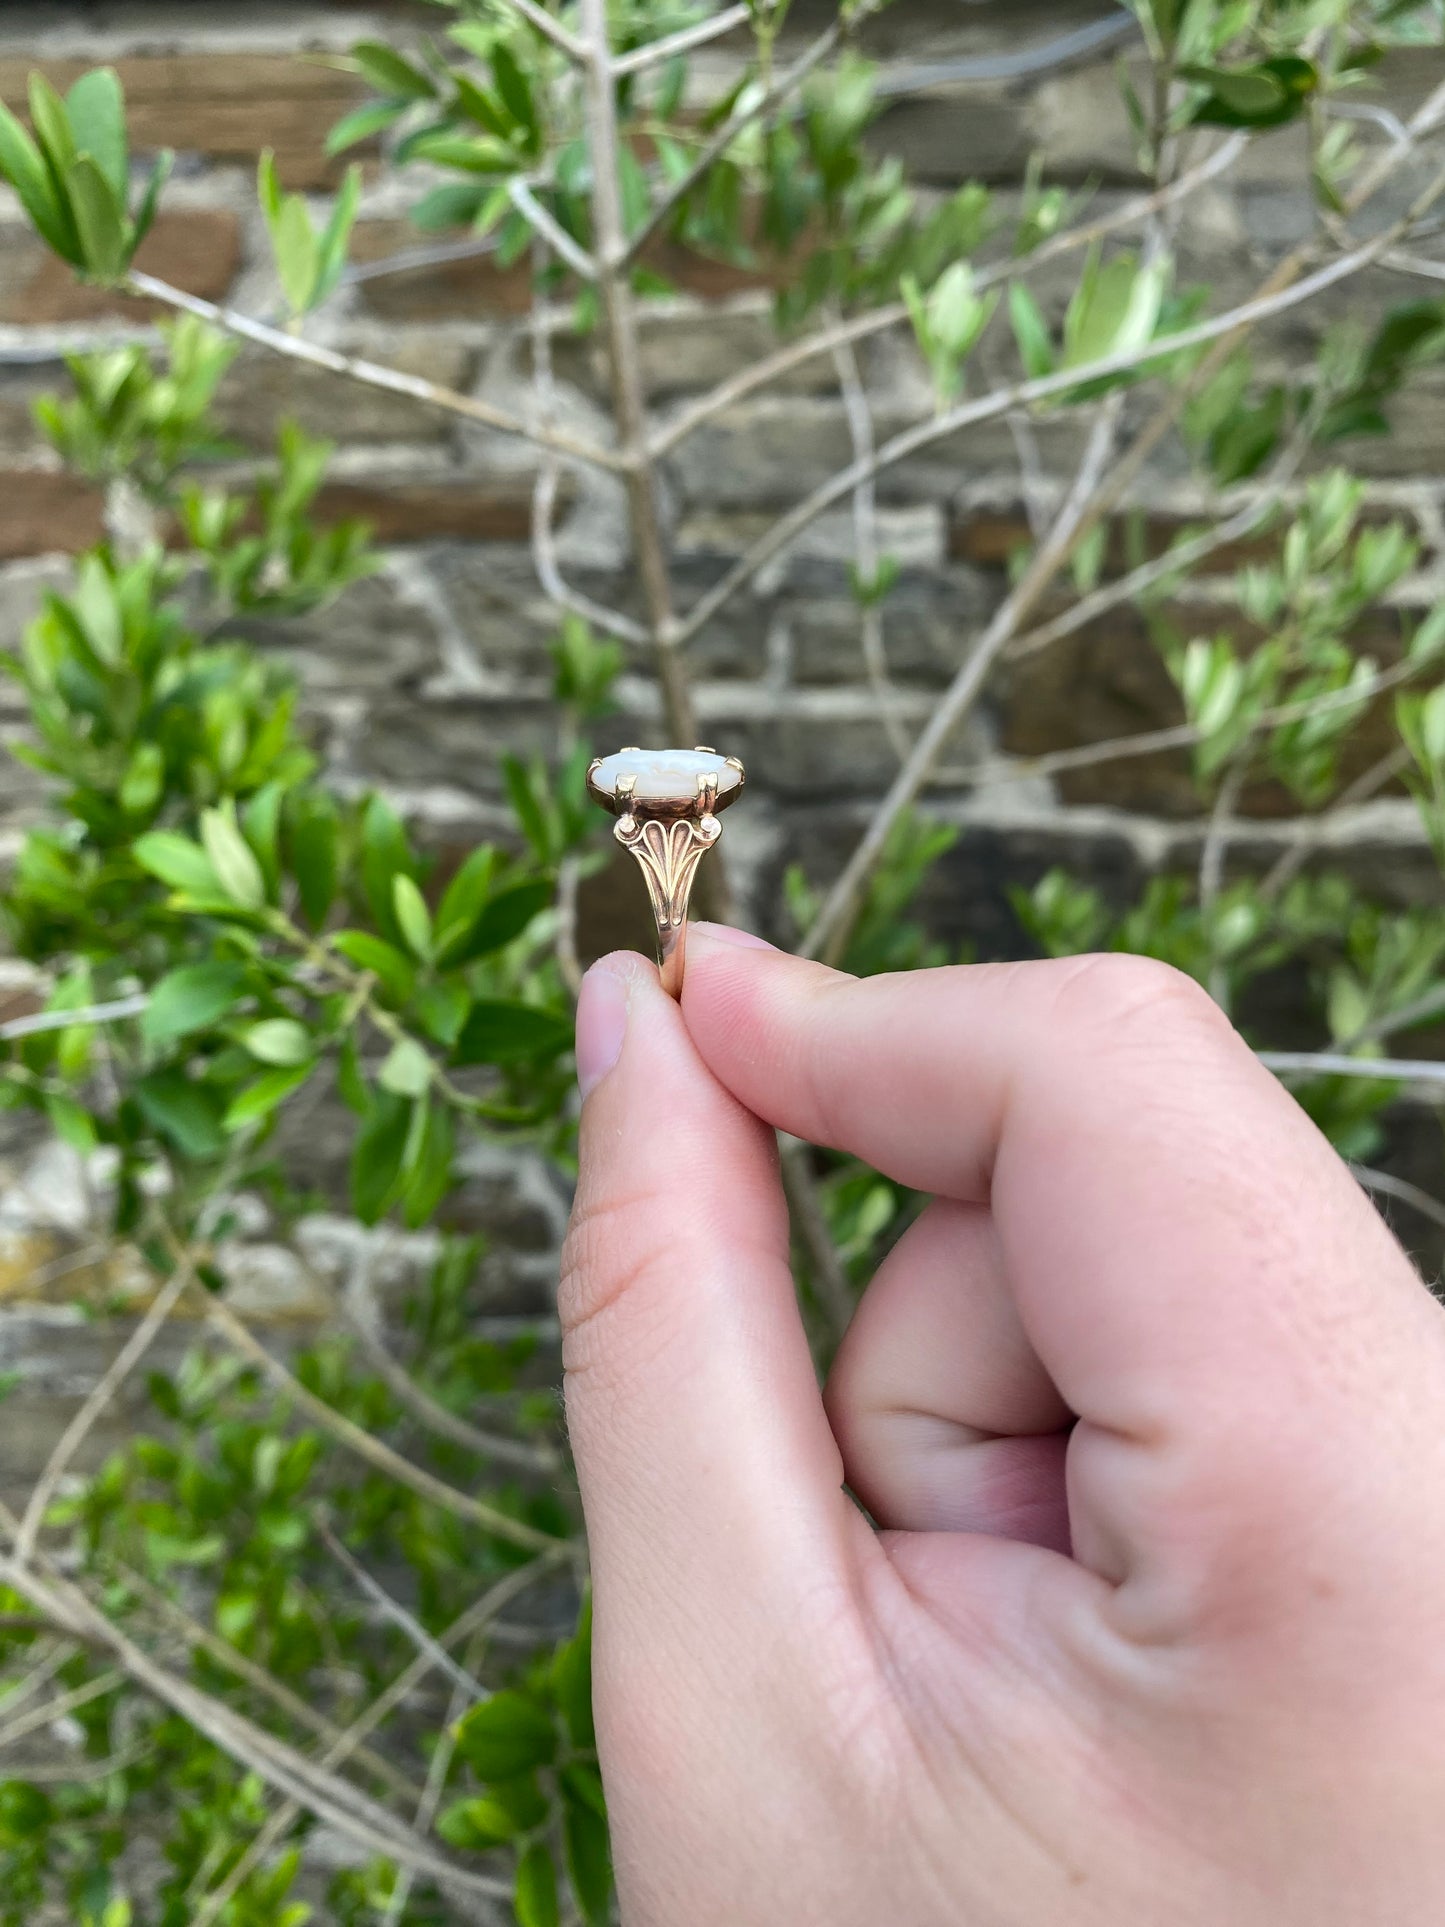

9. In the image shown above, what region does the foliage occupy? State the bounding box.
[2,0,1445,1917]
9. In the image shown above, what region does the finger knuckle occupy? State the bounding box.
[1046,950,1228,1048]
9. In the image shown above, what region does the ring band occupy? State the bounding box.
[586,747,745,1000]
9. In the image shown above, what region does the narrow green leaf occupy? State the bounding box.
[515,1842,560,1927]
[326,98,407,156]
[350,40,438,100]
[200,807,267,909]
[133,831,221,896]
[330,930,416,1006]
[551,1595,594,1748]
[1008,281,1054,379]
[442,876,553,967]
[274,192,318,313]
[402,1094,453,1227]
[28,75,76,176]
[453,999,572,1067]
[362,794,416,940]
[350,1089,411,1223]
[287,791,341,930]
[313,161,362,307]
[143,962,248,1045]
[0,100,79,259]
[257,148,283,227]
[392,873,434,961]
[490,41,538,145]
[66,67,128,204]
[129,148,172,251]
[224,1064,313,1131]
[563,1791,612,1927]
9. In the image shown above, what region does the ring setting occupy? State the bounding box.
[587,747,745,999]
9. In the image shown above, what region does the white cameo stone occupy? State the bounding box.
[591,747,741,804]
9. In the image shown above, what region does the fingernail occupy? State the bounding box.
[575,960,631,1101]
[689,921,777,953]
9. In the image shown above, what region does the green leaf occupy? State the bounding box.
[515,1842,560,1927]
[130,148,172,250]
[442,876,553,967]
[257,147,283,227]
[1062,252,1166,371]
[0,101,78,259]
[326,98,407,156]
[402,1093,453,1227]
[287,791,340,930]
[313,161,362,307]
[379,1036,432,1097]
[1008,281,1054,379]
[274,192,318,312]
[135,1071,226,1160]
[133,831,220,896]
[66,153,127,278]
[66,67,128,204]
[551,1595,594,1748]
[331,930,417,1006]
[392,873,434,961]
[244,1018,313,1066]
[350,1089,411,1223]
[350,40,438,100]
[437,1779,548,1849]
[453,999,572,1067]
[28,75,76,178]
[224,1064,313,1131]
[362,795,416,941]
[563,1790,612,1927]
[143,962,248,1045]
[452,73,512,140]
[455,1690,557,1780]
[45,1092,98,1154]
[200,806,267,909]
[491,41,538,147]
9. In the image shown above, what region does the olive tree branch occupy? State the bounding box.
[796,153,1445,962]
[651,133,1249,459]
[497,0,590,66]
[612,5,751,75]
[12,1252,196,1567]
[189,1554,563,1925]
[123,271,624,475]
[620,16,849,267]
[676,196,1445,657]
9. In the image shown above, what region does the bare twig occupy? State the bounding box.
[0,1551,515,1904]
[124,271,623,475]
[779,1138,854,1344]
[1258,1051,1445,1084]
[200,1289,566,1557]
[805,397,1125,964]
[189,1555,563,1924]
[796,145,1445,961]
[832,327,911,762]
[622,17,848,267]
[511,178,599,282]
[497,0,589,65]
[119,1562,425,1808]
[676,197,1445,654]
[13,1255,195,1567]
[0,1666,124,1752]
[380,1626,488,1926]
[651,134,1249,459]
[318,1520,486,1706]
[0,995,148,1042]
[612,4,750,74]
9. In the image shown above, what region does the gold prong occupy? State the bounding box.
[621,745,640,754]
[693,743,716,753]
[617,772,637,799]
[725,755,744,772]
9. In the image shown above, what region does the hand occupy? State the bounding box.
[562,929,1445,1925]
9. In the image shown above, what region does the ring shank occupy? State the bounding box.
[659,918,686,1000]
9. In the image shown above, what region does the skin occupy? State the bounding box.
[562,925,1445,1926]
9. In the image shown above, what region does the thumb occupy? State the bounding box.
[562,950,847,1668]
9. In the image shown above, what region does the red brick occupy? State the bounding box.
[0,210,241,326]
[0,54,367,190]
[314,476,570,544]
[0,470,106,559]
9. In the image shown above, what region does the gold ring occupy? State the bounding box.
[586,746,745,999]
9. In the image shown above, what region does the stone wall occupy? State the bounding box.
[1,0,1444,1374]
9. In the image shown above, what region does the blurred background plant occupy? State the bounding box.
[2,0,1445,1916]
